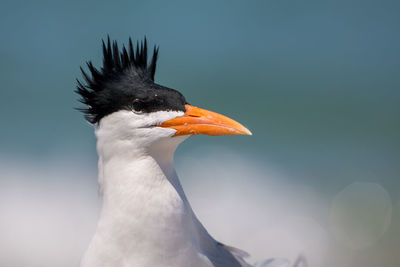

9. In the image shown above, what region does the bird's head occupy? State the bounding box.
[76,37,251,150]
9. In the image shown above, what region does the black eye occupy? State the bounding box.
[132,99,144,112]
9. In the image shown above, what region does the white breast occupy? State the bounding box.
[80,157,213,267]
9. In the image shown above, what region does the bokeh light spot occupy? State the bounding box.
[329,182,392,250]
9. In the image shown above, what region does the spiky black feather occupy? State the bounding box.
[76,36,186,123]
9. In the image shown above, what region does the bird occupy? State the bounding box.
[76,37,298,267]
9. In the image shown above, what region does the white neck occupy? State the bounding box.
[81,126,210,267]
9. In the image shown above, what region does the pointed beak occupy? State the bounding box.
[159,104,252,136]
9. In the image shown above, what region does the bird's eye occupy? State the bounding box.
[132,99,144,113]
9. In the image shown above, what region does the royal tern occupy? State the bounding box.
[76,37,298,267]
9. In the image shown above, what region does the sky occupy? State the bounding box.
[0,1,399,266]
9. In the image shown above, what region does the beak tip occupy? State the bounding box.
[238,126,252,136]
[244,128,252,136]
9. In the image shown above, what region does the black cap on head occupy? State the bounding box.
[76,36,186,124]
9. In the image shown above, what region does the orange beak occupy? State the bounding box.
[159,104,252,136]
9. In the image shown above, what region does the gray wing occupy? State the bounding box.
[216,242,251,266]
[191,213,304,267]
[190,211,247,267]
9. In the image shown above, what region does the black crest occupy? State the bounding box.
[76,36,186,124]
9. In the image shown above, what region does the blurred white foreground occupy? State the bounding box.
[0,148,396,267]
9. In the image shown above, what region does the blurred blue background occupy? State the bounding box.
[0,1,399,267]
